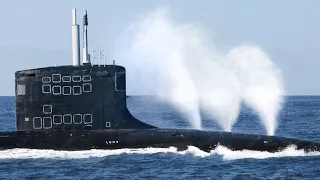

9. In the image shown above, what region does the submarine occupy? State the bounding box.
[2,9,319,153]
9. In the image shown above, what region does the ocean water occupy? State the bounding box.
[0,96,319,179]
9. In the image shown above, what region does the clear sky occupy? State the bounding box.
[0,0,319,95]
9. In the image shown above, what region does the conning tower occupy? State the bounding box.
[15,9,154,131]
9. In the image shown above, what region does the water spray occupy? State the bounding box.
[225,45,284,135]
[113,9,284,134]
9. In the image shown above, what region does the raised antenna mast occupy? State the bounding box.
[99,50,105,66]
[72,9,80,66]
[82,10,90,64]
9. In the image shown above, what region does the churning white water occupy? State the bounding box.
[0,146,318,160]
[113,9,284,135]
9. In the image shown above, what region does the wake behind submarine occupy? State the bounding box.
[3,9,319,153]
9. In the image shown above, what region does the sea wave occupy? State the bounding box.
[0,145,319,160]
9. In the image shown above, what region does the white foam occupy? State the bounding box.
[0,147,178,160]
[0,146,318,160]
[211,145,320,160]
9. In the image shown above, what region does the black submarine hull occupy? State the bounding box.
[0,129,319,153]
[9,9,320,154]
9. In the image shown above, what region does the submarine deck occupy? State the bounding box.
[0,129,318,152]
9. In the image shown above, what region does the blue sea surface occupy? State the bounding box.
[0,96,319,179]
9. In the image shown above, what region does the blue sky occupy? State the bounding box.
[0,0,319,95]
